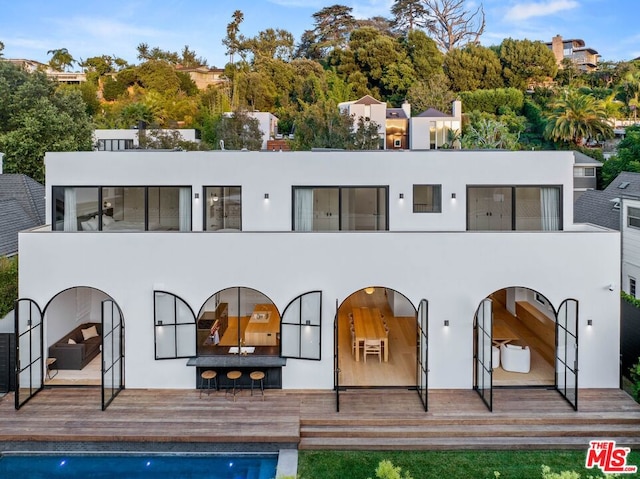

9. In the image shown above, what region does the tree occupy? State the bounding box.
[499,38,557,90]
[214,110,263,150]
[310,4,356,57]
[135,43,179,64]
[47,48,75,71]
[353,116,381,149]
[462,117,519,149]
[403,30,443,81]
[406,73,455,113]
[601,125,640,187]
[422,0,486,52]
[179,45,207,68]
[246,28,295,63]
[544,89,613,146]
[391,0,428,34]
[0,256,18,319]
[0,41,4,57]
[291,99,354,150]
[222,10,246,64]
[356,17,396,37]
[443,44,503,92]
[0,62,93,182]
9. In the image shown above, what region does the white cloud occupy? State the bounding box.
[504,0,579,21]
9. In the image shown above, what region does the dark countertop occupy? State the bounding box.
[186,355,287,368]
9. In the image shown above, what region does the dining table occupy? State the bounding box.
[352,307,389,362]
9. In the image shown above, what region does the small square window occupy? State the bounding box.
[413,185,442,213]
[630,278,636,298]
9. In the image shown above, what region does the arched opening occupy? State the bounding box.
[43,286,120,387]
[480,287,556,388]
[337,287,417,387]
[196,287,281,357]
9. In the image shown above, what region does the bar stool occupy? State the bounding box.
[226,370,242,401]
[250,371,265,400]
[199,370,217,397]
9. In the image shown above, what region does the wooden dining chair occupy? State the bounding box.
[363,339,382,363]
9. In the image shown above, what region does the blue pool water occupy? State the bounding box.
[0,454,278,478]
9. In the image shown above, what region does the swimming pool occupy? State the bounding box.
[0,453,278,478]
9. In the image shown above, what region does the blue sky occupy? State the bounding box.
[1,0,637,69]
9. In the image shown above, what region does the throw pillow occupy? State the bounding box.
[80,220,92,231]
[102,215,114,226]
[87,216,99,230]
[81,325,99,340]
[68,338,76,344]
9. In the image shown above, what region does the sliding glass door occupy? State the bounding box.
[473,298,493,411]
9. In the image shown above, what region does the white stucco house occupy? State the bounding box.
[15,150,619,411]
[93,129,200,151]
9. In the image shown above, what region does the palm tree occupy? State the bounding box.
[544,89,613,146]
[47,48,75,72]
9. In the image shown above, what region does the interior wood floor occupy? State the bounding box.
[45,353,101,386]
[492,302,555,387]
[338,289,416,387]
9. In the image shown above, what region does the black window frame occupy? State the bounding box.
[280,291,322,361]
[153,290,197,360]
[202,185,242,231]
[630,277,637,298]
[412,184,442,213]
[52,185,192,232]
[466,185,563,231]
[291,185,389,231]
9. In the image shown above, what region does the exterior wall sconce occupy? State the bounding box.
[305,319,311,326]
[607,283,615,291]
[587,319,593,326]
[444,320,450,327]
[399,193,404,199]
[264,193,269,199]
[451,193,456,199]
[157,320,163,326]
[194,193,199,199]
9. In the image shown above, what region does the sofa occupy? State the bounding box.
[48,322,102,370]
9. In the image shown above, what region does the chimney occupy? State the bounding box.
[401,100,411,118]
[552,35,564,66]
[452,100,462,120]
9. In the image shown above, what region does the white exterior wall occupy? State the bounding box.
[622,197,640,295]
[93,129,199,148]
[17,150,620,391]
[246,112,278,150]
[43,150,577,233]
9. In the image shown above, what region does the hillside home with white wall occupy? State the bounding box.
[15,150,619,411]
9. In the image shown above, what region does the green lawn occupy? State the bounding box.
[297,450,640,479]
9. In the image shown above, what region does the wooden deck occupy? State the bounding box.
[0,387,639,451]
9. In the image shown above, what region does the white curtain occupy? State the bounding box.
[294,189,314,231]
[178,187,191,232]
[63,188,77,231]
[540,187,560,231]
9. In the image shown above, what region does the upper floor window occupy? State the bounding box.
[293,186,387,231]
[467,186,562,231]
[97,139,134,151]
[413,185,442,213]
[574,167,596,177]
[52,186,191,231]
[204,186,241,231]
[628,207,640,229]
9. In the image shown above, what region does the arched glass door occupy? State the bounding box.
[556,299,578,410]
[474,298,493,411]
[417,299,428,411]
[102,299,124,410]
[14,298,43,409]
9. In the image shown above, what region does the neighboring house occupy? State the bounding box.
[175,66,226,90]
[1,58,86,84]
[409,101,462,150]
[15,149,619,411]
[573,151,602,201]
[545,35,599,72]
[93,129,200,151]
[339,96,462,150]
[575,171,640,296]
[0,154,45,257]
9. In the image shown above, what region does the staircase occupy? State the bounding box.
[298,389,640,450]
